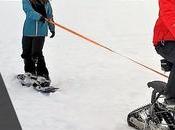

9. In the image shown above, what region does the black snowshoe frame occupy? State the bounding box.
[127,81,175,130]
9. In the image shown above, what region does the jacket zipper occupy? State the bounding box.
[35,21,38,36]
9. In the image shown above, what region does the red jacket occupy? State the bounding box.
[153,0,175,46]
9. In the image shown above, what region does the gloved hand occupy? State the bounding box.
[39,16,45,23]
[50,31,55,38]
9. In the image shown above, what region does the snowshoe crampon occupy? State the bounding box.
[127,81,175,130]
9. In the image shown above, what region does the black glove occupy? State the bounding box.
[50,31,55,38]
[39,16,45,23]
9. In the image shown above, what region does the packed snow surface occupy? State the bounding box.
[0,0,166,130]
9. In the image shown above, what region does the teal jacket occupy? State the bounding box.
[22,0,55,36]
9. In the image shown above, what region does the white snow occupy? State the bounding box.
[0,0,168,130]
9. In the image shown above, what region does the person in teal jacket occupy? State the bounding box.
[21,0,55,83]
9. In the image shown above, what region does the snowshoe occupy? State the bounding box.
[17,74,58,93]
[127,81,175,130]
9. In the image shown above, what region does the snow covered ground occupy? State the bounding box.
[0,0,167,130]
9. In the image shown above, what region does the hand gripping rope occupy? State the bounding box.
[46,18,168,79]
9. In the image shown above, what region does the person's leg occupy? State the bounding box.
[32,37,49,79]
[21,36,35,74]
[166,65,175,97]
[156,41,175,98]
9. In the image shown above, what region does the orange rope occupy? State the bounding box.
[46,19,168,78]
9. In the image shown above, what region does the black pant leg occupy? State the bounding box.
[155,42,175,98]
[166,65,175,97]
[32,37,45,59]
[32,37,49,77]
[21,36,35,74]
